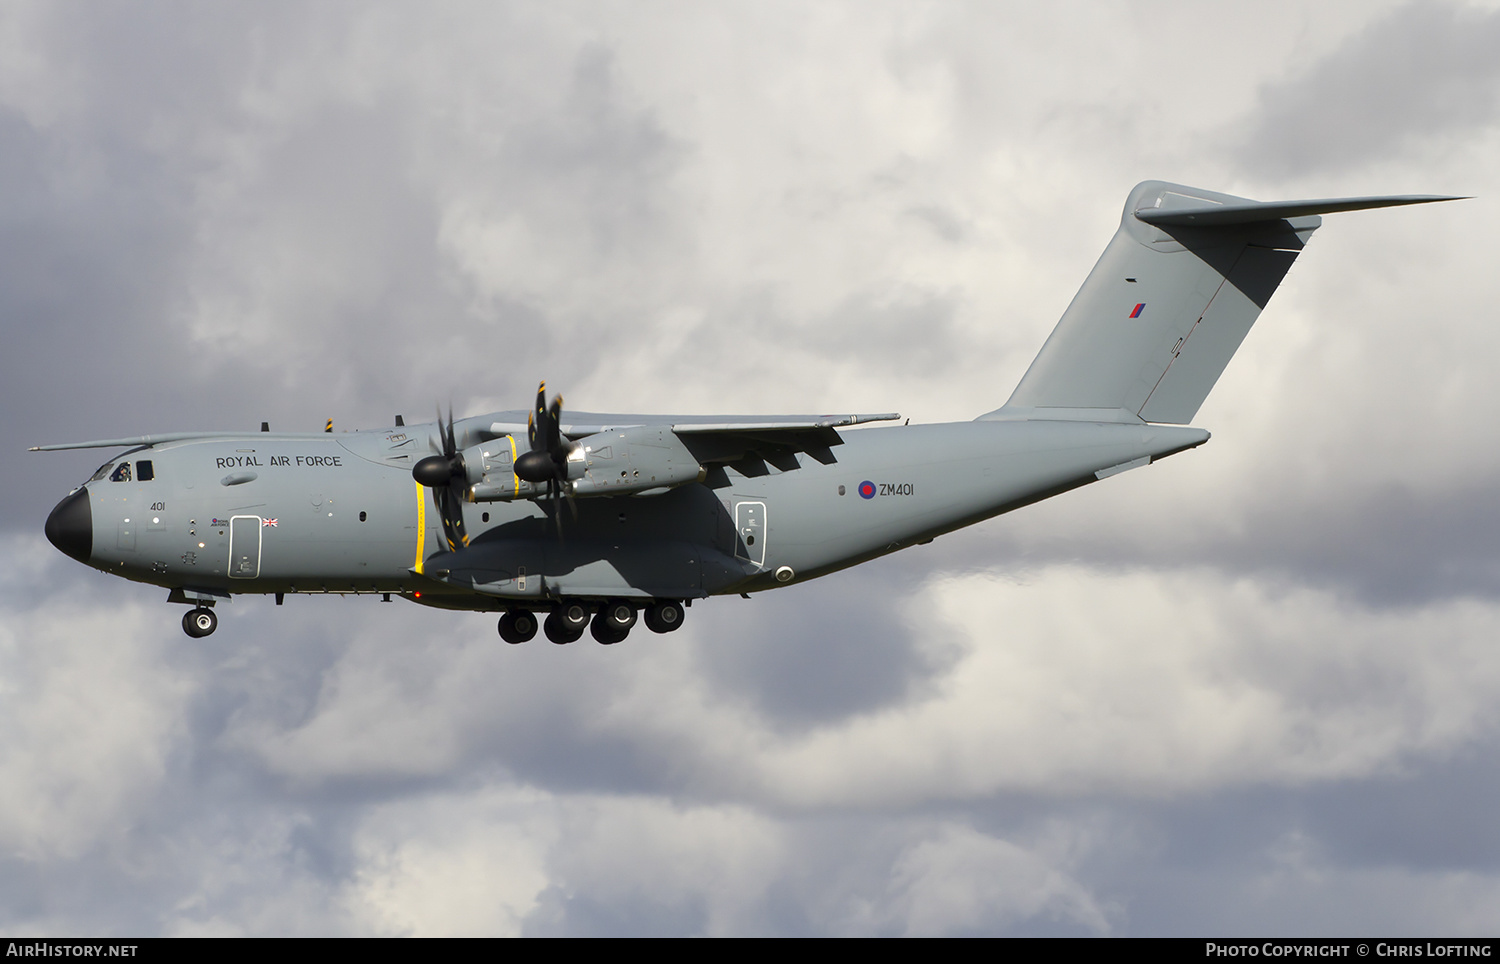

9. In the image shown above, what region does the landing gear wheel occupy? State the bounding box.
[591,601,636,645]
[498,610,538,644]
[591,612,627,645]
[182,608,217,638]
[544,601,590,644]
[644,600,685,634]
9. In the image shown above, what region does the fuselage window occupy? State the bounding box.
[90,462,115,482]
[136,460,154,481]
[109,462,132,483]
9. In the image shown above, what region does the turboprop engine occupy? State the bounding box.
[468,425,704,502]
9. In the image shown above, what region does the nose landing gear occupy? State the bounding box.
[182,608,218,638]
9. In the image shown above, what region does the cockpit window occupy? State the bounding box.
[109,462,132,483]
[90,462,115,482]
[136,460,154,481]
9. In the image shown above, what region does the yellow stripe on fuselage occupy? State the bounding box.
[509,435,520,498]
[414,480,427,573]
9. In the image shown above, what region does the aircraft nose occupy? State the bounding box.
[44,487,92,563]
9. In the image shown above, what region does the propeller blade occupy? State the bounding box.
[545,395,563,454]
[531,382,547,452]
[433,486,469,552]
[516,381,573,485]
[413,406,469,552]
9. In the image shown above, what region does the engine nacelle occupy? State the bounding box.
[465,429,701,501]
[465,440,543,501]
[569,427,704,498]
[465,439,586,502]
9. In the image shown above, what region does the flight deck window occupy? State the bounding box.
[136,460,154,481]
[90,462,115,482]
[109,462,132,483]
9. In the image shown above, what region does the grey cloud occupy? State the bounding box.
[10,535,1500,935]
[690,567,953,729]
[9,26,689,533]
[499,45,686,262]
[918,473,1500,608]
[1229,1,1500,177]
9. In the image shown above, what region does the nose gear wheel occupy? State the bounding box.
[182,608,217,638]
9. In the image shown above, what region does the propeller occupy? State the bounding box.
[412,406,470,552]
[515,381,572,502]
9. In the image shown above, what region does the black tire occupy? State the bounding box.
[558,601,590,630]
[644,600,685,634]
[591,611,628,645]
[602,600,637,631]
[182,608,217,638]
[544,605,587,644]
[498,610,538,644]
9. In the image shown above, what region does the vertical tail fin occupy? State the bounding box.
[984,181,1458,424]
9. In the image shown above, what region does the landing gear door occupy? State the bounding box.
[734,501,766,568]
[228,515,262,579]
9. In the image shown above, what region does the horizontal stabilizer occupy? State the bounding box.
[1136,194,1462,227]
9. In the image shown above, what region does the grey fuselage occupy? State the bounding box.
[58,413,1208,612]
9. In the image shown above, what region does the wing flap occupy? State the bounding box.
[672,414,899,464]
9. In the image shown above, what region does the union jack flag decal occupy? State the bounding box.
[262,518,278,527]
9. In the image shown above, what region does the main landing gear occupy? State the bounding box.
[498,599,687,645]
[498,609,539,644]
[591,601,636,645]
[543,602,591,644]
[182,607,218,638]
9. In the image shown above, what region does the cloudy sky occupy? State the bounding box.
[4,0,1500,936]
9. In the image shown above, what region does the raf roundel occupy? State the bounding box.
[858,480,877,500]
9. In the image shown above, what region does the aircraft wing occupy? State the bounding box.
[671,415,899,465]
[482,410,901,467]
[672,414,899,440]
[29,431,328,451]
[483,411,899,437]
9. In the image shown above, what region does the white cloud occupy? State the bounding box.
[222,564,1500,811]
[0,549,191,861]
[883,823,1112,936]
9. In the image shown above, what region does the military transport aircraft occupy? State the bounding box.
[35,181,1458,644]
